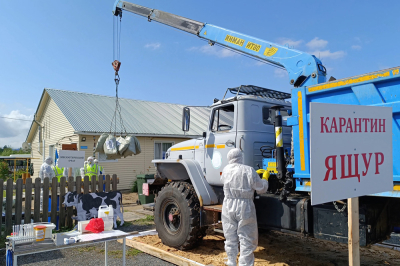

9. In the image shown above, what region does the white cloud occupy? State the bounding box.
[277,38,303,48]
[187,45,237,58]
[306,37,328,50]
[274,69,288,78]
[0,110,33,149]
[311,50,346,60]
[351,45,362,50]
[144,43,161,50]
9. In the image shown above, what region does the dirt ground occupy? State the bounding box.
[133,230,400,266]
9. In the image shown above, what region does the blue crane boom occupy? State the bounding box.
[112,1,327,87]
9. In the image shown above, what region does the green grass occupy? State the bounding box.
[78,246,97,253]
[53,226,75,234]
[132,215,154,226]
[108,249,142,258]
[92,246,142,258]
[116,220,133,227]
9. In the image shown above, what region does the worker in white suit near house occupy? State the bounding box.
[221,148,269,266]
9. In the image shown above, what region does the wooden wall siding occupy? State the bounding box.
[1,175,118,236]
[30,97,77,179]
[27,93,193,190]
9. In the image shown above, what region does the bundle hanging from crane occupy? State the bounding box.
[96,12,141,160]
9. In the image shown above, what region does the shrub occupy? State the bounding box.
[0,161,10,180]
[131,180,138,193]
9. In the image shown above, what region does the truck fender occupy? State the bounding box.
[152,159,218,205]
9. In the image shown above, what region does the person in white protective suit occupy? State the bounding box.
[221,148,269,266]
[39,156,55,181]
[38,157,56,211]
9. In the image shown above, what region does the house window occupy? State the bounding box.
[154,142,174,159]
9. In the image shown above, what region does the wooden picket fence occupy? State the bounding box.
[1,174,118,236]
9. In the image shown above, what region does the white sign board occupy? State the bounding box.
[58,150,85,168]
[310,103,393,205]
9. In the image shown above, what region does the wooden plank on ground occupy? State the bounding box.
[105,175,111,192]
[66,176,74,227]
[112,174,117,191]
[122,239,206,266]
[51,178,57,225]
[15,178,23,225]
[34,178,41,222]
[59,176,66,228]
[98,175,104,193]
[24,178,32,224]
[5,179,13,235]
[42,178,49,223]
[203,205,222,212]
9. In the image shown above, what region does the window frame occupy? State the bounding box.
[210,104,235,133]
[154,141,175,160]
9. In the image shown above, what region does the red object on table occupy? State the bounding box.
[85,218,104,233]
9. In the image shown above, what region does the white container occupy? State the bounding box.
[37,223,56,238]
[98,205,114,231]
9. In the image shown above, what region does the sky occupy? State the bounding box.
[1,0,400,148]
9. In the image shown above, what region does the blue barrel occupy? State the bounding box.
[48,195,60,230]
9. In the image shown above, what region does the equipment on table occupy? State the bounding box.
[85,218,105,233]
[78,220,91,233]
[98,205,114,231]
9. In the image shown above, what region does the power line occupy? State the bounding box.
[0,116,32,122]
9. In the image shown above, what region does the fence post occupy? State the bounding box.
[84,176,89,194]
[98,175,104,193]
[42,178,49,223]
[59,176,66,228]
[34,178,41,222]
[105,175,111,192]
[5,179,13,235]
[51,179,58,226]
[24,178,32,224]
[91,175,96,193]
[15,178,23,225]
[76,176,82,194]
[0,181,3,236]
[66,176,74,228]
[112,174,118,191]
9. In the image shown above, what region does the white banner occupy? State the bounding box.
[58,150,85,168]
[310,103,393,205]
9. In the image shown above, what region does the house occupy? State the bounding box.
[25,88,210,190]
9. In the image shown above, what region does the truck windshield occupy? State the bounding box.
[211,105,235,132]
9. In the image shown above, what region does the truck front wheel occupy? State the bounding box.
[155,181,203,250]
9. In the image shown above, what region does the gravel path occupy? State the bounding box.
[0,224,175,266]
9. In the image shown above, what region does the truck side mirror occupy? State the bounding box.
[182,107,190,132]
[202,132,207,138]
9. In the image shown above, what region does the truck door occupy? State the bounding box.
[205,102,237,185]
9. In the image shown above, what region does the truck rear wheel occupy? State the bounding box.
[155,181,203,250]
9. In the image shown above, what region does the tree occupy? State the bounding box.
[0,161,10,180]
[0,147,31,156]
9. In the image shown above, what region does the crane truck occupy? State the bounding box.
[113,1,400,250]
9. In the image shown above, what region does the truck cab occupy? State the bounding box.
[164,85,292,187]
